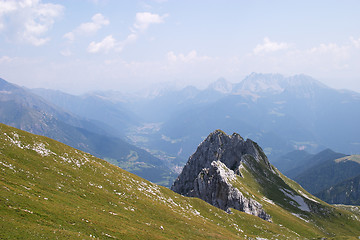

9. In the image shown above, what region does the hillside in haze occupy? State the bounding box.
[2,1,360,238]
[3,73,360,188]
[30,88,138,135]
[274,149,347,179]
[30,74,360,169]
[0,78,175,186]
[1,123,360,239]
[273,149,360,205]
[24,73,360,181]
[104,73,360,164]
[317,174,360,205]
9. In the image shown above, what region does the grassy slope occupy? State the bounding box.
[336,155,360,164]
[234,160,360,239]
[1,123,360,239]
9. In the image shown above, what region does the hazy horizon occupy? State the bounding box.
[1,0,359,94]
[2,72,360,96]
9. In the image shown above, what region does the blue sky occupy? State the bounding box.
[0,0,360,94]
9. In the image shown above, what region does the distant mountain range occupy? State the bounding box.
[119,73,360,164]
[317,173,360,205]
[273,149,347,179]
[0,78,175,186]
[294,153,360,195]
[30,88,138,135]
[2,123,360,239]
[2,73,360,188]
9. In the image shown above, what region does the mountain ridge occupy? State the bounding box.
[27,73,360,165]
[30,88,139,135]
[171,130,347,225]
[283,148,346,179]
[172,130,272,220]
[293,153,360,195]
[0,78,175,186]
[2,123,360,239]
[316,174,360,205]
[147,73,360,163]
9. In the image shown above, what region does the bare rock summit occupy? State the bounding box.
[171,130,272,221]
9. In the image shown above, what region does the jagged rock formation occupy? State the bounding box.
[195,160,270,220]
[171,130,272,221]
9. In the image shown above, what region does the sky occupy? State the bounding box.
[0,0,360,94]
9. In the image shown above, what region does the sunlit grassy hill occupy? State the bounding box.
[1,123,360,239]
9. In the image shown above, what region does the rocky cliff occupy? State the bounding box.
[171,130,272,221]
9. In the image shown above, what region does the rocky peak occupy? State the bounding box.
[171,130,272,221]
[208,78,233,94]
[233,73,286,95]
[231,73,330,99]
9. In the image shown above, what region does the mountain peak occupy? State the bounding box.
[207,78,233,94]
[205,130,246,149]
[172,130,272,220]
[233,73,286,95]
[231,73,331,99]
[171,129,338,222]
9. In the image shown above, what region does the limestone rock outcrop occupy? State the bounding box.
[171,130,272,221]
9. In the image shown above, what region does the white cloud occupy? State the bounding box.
[60,49,72,57]
[64,13,109,42]
[133,12,168,32]
[0,1,17,28]
[87,12,167,54]
[253,37,290,55]
[88,35,116,53]
[0,0,63,46]
[63,32,75,41]
[167,50,211,63]
[167,51,177,61]
[87,33,138,54]
[0,55,13,63]
[350,37,360,49]
[117,33,138,52]
[308,43,350,59]
[242,38,360,85]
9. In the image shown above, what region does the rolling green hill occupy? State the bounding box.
[1,123,360,239]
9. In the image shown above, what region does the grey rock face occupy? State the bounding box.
[194,161,271,220]
[171,130,272,221]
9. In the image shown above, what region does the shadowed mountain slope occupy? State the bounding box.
[294,153,360,195]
